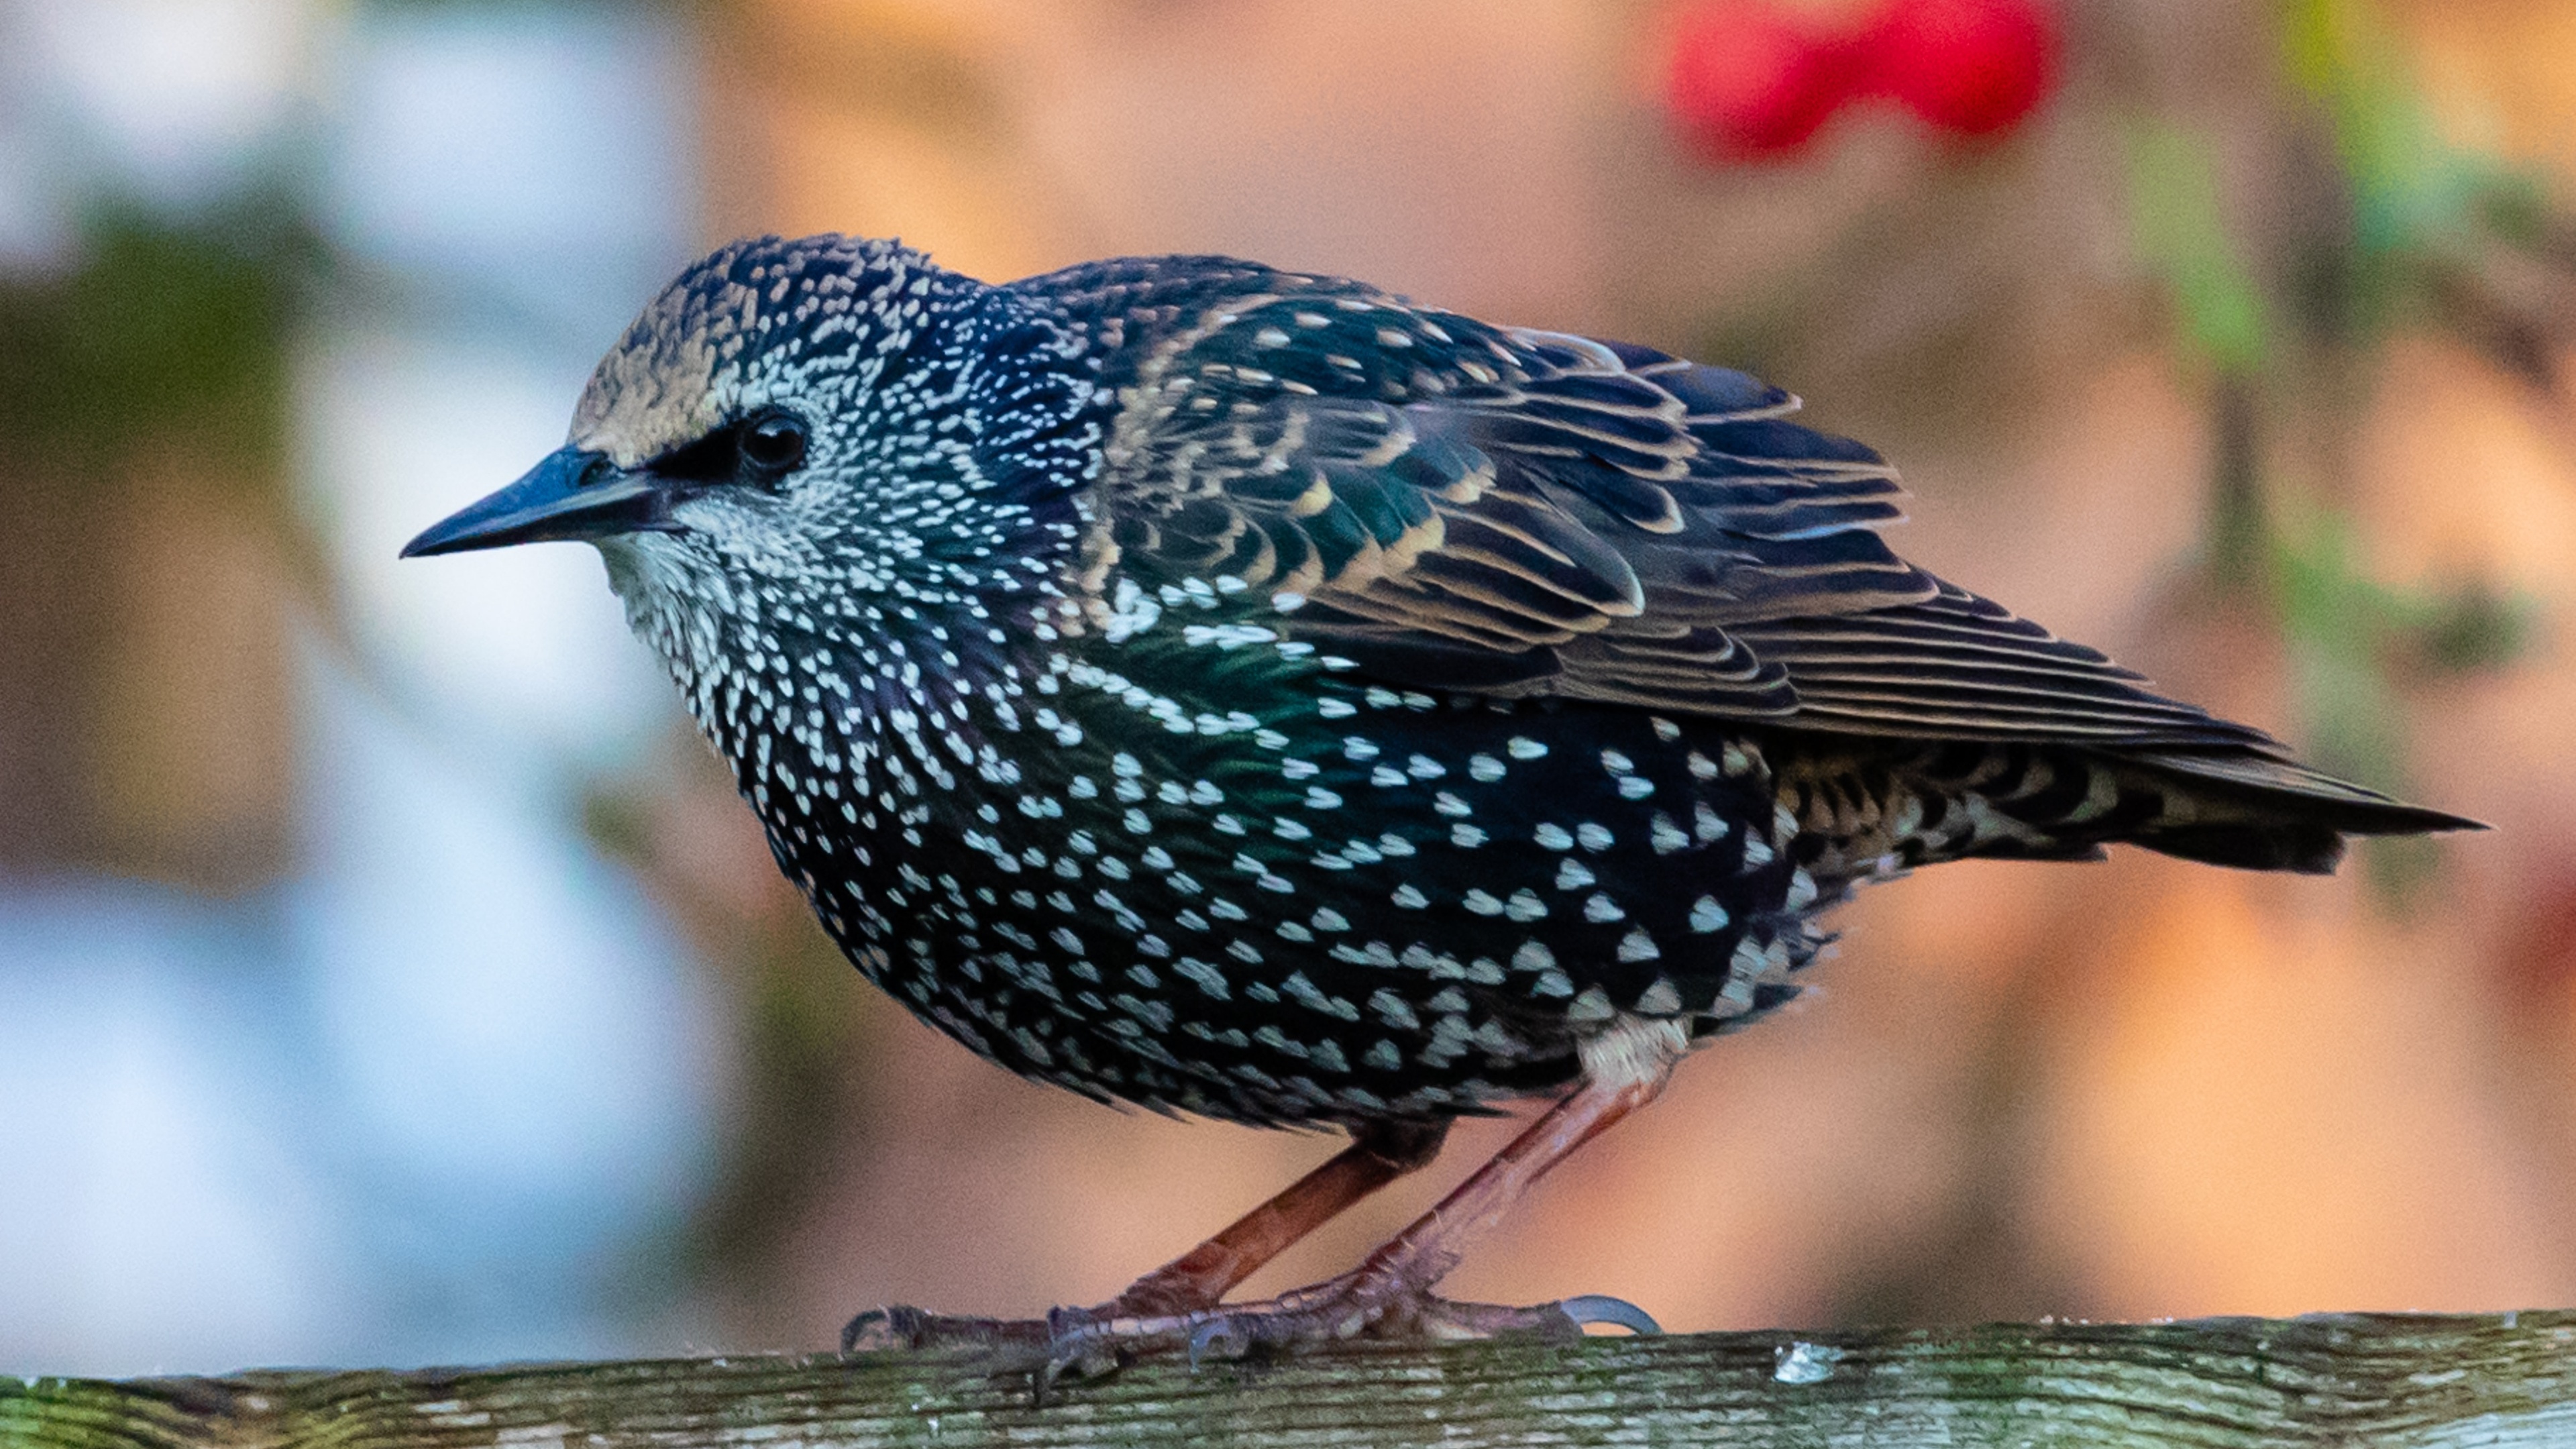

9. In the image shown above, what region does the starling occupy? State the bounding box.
[406,234,2475,1368]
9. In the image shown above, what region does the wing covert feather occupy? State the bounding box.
[1024,260,2284,755]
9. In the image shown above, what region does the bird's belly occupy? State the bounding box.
[757,691,1836,1128]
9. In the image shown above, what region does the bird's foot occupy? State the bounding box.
[844,1283,1655,1396]
[840,1300,1191,1398]
[838,1269,1228,1358]
[843,1275,1658,1400]
[1149,1275,1660,1368]
[841,1303,1056,1356]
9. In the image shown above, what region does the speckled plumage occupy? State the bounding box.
[431,233,2473,1137]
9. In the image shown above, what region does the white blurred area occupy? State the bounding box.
[305,2,690,780]
[0,0,720,1375]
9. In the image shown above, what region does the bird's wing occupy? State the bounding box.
[1067,273,2275,754]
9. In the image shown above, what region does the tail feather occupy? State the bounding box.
[2118,748,2483,875]
[1779,733,2481,881]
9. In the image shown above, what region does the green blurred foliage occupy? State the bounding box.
[0,203,317,884]
[2283,0,2489,270]
[0,205,310,480]
[2125,123,2271,380]
[2116,0,2562,898]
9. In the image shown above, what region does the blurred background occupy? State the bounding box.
[3,0,2573,1377]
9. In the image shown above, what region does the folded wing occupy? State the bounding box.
[1038,262,2468,841]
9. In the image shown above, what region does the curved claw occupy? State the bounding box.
[1033,1352,1075,1405]
[840,1305,927,1354]
[1034,1305,1126,1400]
[839,1310,880,1355]
[1554,1294,1662,1336]
[1188,1316,1253,1368]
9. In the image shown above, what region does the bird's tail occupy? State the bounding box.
[2110,748,2482,873]
[1782,734,2479,877]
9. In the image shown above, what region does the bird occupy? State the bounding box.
[405,233,2475,1375]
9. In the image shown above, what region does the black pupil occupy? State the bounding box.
[742,415,806,473]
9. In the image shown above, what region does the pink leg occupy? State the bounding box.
[1104,1118,1448,1315]
[843,1118,1444,1351]
[1351,1026,1680,1301]
[1187,1016,1688,1348]
[849,1018,1687,1375]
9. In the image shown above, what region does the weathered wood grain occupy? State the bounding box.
[8,1311,2575,1447]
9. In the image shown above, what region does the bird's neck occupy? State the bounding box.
[600,527,1063,759]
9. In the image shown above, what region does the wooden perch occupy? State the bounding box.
[8,1310,2575,1447]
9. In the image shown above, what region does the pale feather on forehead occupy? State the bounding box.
[567,233,935,468]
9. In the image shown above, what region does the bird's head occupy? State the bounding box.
[403,233,1098,682]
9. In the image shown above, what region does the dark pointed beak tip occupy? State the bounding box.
[400,447,666,561]
[398,526,466,560]
[399,504,529,561]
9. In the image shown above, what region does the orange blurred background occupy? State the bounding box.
[3,0,2574,1371]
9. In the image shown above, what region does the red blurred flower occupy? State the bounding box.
[1663,0,1854,161]
[1862,0,2061,137]
[1662,0,2060,164]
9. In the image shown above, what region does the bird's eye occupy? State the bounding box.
[739,413,808,477]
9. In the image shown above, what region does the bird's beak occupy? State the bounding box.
[400,446,674,558]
